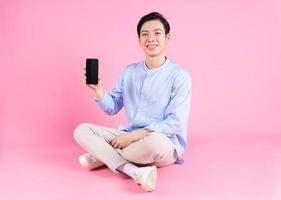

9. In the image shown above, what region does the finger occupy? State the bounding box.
[114,141,120,149]
[87,84,96,89]
[113,143,118,148]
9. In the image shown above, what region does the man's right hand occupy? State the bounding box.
[83,69,105,101]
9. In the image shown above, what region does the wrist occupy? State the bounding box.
[95,89,104,101]
[131,132,140,142]
[131,129,151,142]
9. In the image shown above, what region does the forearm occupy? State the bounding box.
[131,128,152,142]
[111,129,152,149]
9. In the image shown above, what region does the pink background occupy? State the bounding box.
[1,0,281,199]
[1,0,281,146]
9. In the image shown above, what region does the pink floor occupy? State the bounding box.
[1,134,280,200]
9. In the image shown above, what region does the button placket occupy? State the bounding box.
[135,72,149,121]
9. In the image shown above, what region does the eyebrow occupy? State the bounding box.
[141,29,164,33]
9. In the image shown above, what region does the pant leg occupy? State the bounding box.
[73,123,128,173]
[116,132,177,167]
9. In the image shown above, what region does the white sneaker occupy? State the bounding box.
[133,165,157,192]
[78,153,104,170]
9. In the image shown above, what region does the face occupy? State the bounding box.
[139,20,170,58]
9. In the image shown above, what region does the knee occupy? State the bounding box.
[143,140,163,155]
[122,140,165,164]
[141,135,174,161]
[73,123,91,141]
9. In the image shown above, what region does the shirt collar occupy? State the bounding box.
[143,57,170,73]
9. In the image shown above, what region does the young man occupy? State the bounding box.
[74,12,192,192]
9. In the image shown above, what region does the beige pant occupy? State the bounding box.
[73,123,177,173]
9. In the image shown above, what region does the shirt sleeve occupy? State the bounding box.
[94,70,124,115]
[145,71,192,137]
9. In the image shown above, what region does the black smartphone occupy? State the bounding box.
[86,58,99,84]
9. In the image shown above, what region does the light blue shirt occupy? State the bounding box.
[95,58,192,164]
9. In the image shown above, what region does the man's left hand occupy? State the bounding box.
[111,133,136,149]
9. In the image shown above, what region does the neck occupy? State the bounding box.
[145,54,166,69]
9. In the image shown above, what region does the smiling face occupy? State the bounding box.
[138,20,170,58]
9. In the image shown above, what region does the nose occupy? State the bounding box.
[147,33,155,42]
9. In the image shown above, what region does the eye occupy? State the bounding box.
[142,33,148,37]
[155,32,162,35]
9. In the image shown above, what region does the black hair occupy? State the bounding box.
[137,12,170,37]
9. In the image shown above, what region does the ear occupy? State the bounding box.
[166,33,170,43]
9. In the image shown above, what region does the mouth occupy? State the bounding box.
[146,44,158,49]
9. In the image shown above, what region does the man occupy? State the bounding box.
[74,12,192,192]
